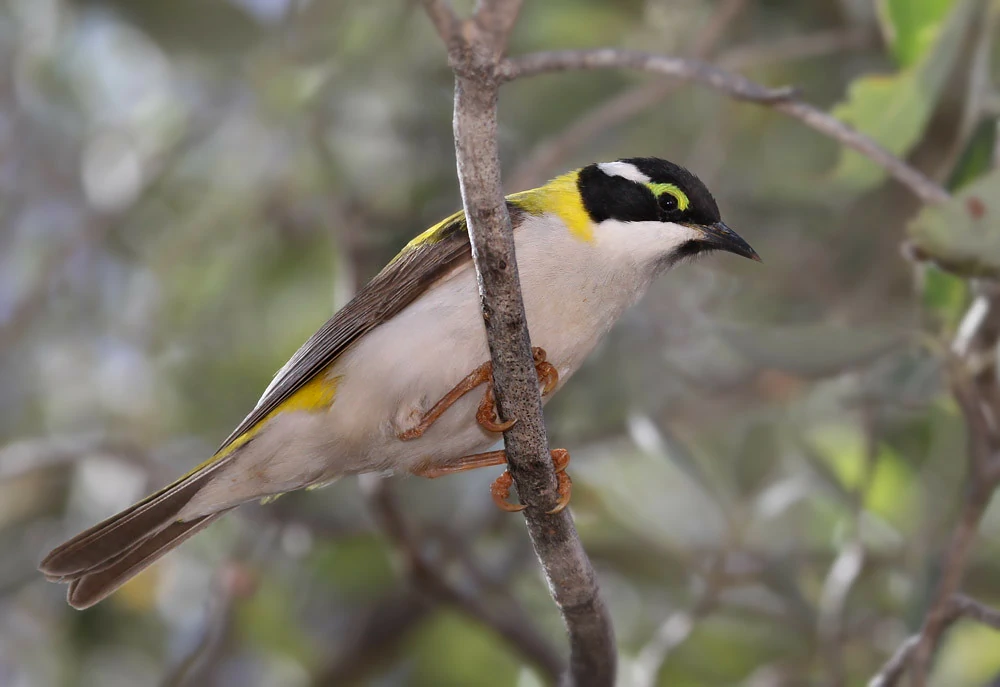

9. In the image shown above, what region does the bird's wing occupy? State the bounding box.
[215,202,526,455]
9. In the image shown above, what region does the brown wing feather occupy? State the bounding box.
[216,209,480,453]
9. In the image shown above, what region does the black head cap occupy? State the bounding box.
[577,157,721,226]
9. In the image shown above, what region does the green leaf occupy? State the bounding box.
[831,0,982,190]
[921,268,969,328]
[947,117,998,191]
[908,167,1000,278]
[877,0,958,67]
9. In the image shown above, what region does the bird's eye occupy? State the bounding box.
[658,192,680,219]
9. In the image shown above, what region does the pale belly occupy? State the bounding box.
[180,216,655,516]
[324,256,621,476]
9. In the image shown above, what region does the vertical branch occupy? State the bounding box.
[420,1,616,685]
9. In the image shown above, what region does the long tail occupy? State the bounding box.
[39,457,235,610]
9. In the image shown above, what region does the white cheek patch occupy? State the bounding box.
[597,161,650,184]
[594,219,701,265]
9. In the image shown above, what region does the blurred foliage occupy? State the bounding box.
[832,0,979,190]
[1,0,1000,686]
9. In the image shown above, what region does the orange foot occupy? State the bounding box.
[399,347,560,440]
[490,448,572,514]
[411,447,573,515]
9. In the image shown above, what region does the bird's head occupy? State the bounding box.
[572,157,760,267]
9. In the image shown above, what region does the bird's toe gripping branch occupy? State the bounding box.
[491,448,572,514]
[404,348,572,513]
[399,347,560,440]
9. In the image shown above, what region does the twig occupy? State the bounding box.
[507,0,749,191]
[159,526,272,687]
[510,12,872,189]
[817,396,878,686]
[363,477,564,682]
[311,591,433,686]
[421,1,617,684]
[499,50,797,102]
[631,557,726,687]
[950,594,1000,630]
[421,0,462,51]
[868,636,920,687]
[869,594,1000,687]
[509,26,873,190]
[499,49,950,205]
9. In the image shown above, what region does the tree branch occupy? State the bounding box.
[499,49,950,204]
[869,594,1000,687]
[507,0,748,193]
[421,2,617,685]
[508,26,873,190]
[420,0,462,52]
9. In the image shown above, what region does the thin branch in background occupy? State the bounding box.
[630,556,727,687]
[311,591,433,686]
[869,594,1000,687]
[507,0,751,192]
[421,0,462,50]
[509,26,873,190]
[362,476,564,682]
[817,396,879,686]
[868,636,920,687]
[159,525,275,687]
[499,49,950,205]
[499,50,797,102]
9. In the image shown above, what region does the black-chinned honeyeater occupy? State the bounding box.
[40,157,760,609]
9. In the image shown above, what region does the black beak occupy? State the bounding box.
[693,221,761,262]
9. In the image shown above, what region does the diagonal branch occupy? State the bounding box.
[509,0,750,192]
[420,0,463,51]
[499,49,949,204]
[868,594,1000,687]
[508,26,874,190]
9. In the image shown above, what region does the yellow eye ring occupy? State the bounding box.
[645,182,689,211]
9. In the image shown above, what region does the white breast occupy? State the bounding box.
[324,213,663,472]
[181,213,671,515]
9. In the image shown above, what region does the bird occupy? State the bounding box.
[39,157,759,609]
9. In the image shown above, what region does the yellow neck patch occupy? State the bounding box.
[646,182,690,210]
[509,171,594,242]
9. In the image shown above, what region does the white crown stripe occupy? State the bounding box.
[597,161,651,184]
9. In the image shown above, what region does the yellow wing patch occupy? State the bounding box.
[218,369,341,459]
[509,171,593,242]
[646,182,690,211]
[395,208,466,257]
[181,368,341,479]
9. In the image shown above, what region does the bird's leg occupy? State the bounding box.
[398,361,494,440]
[399,347,559,440]
[410,448,572,514]
[409,450,508,479]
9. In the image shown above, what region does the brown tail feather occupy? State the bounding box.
[66,511,230,609]
[39,455,235,579]
[39,452,239,608]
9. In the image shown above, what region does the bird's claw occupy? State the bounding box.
[546,471,573,515]
[476,385,517,432]
[490,448,573,515]
[490,471,526,512]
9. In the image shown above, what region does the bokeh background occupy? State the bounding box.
[2,0,1000,685]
